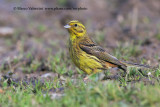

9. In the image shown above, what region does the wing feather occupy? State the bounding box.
[79,42,125,67]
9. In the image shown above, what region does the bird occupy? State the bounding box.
[64,20,154,80]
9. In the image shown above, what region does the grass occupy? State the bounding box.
[0,77,160,107]
[156,33,160,41]
[112,42,142,60]
[0,48,160,107]
[0,29,160,107]
[1,0,160,106]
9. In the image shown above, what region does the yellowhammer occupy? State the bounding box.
[64,20,153,79]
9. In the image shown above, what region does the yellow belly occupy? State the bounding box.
[80,52,104,74]
[70,49,104,74]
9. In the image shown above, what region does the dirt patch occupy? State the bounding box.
[0,0,160,92]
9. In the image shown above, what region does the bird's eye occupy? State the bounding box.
[74,24,78,27]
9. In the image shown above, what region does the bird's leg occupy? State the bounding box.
[83,73,95,81]
[83,69,98,81]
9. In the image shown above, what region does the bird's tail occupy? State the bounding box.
[120,61,156,71]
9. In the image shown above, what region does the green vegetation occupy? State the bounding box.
[0,48,160,107]
[1,0,160,106]
[0,75,160,107]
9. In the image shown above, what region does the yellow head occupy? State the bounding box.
[64,20,86,38]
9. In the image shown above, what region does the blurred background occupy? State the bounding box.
[0,0,160,78]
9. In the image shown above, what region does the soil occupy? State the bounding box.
[0,0,160,90]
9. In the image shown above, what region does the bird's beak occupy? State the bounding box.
[64,24,71,29]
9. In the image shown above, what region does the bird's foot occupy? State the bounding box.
[83,76,89,81]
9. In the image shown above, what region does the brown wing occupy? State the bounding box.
[79,41,126,70]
